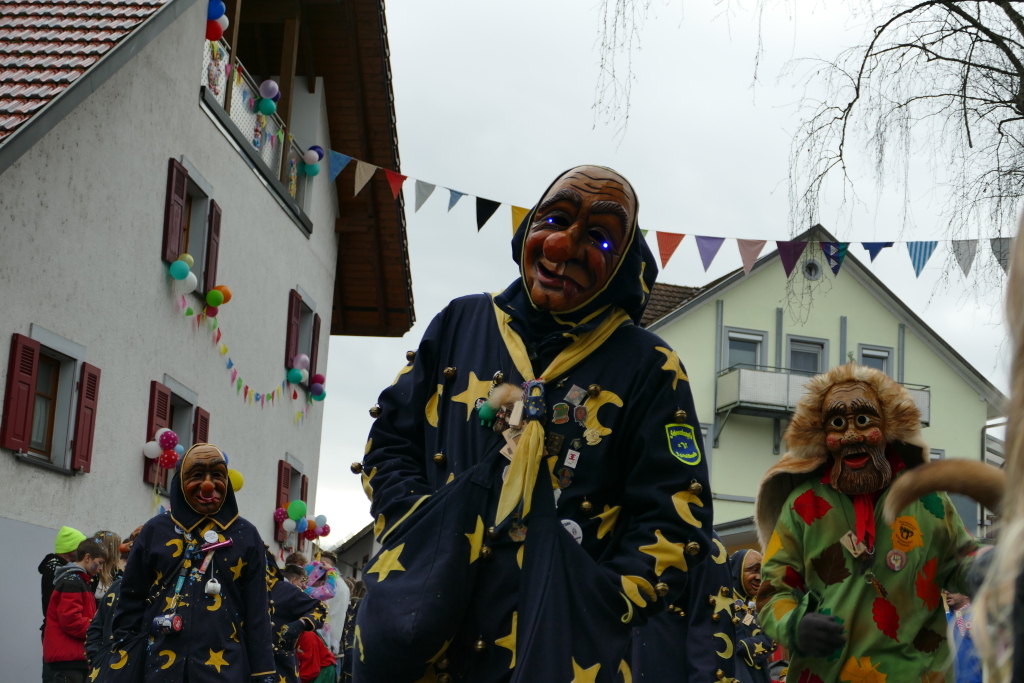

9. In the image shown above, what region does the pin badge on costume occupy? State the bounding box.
[840,531,868,558]
[565,449,581,469]
[557,467,575,489]
[205,578,221,595]
[665,423,701,465]
[204,530,218,544]
[742,614,754,626]
[885,549,907,572]
[545,432,565,457]
[574,405,588,426]
[564,385,587,406]
[561,519,583,544]
[552,403,570,425]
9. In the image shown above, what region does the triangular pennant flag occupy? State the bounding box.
[991,237,1011,273]
[328,152,352,182]
[695,236,726,272]
[243,385,249,400]
[511,206,530,235]
[776,241,808,277]
[292,389,298,400]
[354,161,376,196]
[862,242,894,262]
[820,242,849,276]
[641,229,649,238]
[236,377,242,394]
[476,198,501,231]
[383,169,407,199]
[907,241,938,277]
[736,239,766,274]
[447,189,466,211]
[951,240,978,276]
[656,232,685,268]
[414,180,436,211]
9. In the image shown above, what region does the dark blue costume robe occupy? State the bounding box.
[628,532,737,682]
[267,550,328,683]
[354,171,713,683]
[729,550,775,683]
[103,471,275,683]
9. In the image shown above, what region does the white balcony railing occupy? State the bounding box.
[715,366,931,425]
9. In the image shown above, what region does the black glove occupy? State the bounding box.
[797,612,845,657]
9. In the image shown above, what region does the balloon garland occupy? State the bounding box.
[275,501,331,541]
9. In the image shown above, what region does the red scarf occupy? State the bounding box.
[821,446,906,551]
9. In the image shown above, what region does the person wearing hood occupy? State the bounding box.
[101,444,276,683]
[43,538,106,683]
[353,166,712,682]
[41,526,87,682]
[266,548,328,683]
[86,526,142,672]
[729,549,775,683]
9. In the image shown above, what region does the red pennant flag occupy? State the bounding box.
[292,389,298,400]
[243,385,249,400]
[656,232,686,268]
[383,169,407,199]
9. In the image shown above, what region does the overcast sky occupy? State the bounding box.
[314,1,1013,544]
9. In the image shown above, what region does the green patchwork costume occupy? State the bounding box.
[757,473,975,683]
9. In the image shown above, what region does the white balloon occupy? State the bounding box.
[303,150,319,165]
[293,353,310,371]
[154,428,171,439]
[216,14,229,30]
[143,440,162,458]
[300,369,309,384]
[175,271,198,294]
[282,518,297,532]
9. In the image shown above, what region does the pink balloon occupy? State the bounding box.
[205,305,219,317]
[312,374,326,385]
[274,508,288,523]
[158,431,178,449]
[320,524,330,536]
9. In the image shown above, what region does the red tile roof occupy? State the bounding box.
[0,0,169,144]
[640,282,703,328]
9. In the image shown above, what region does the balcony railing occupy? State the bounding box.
[715,365,931,426]
[199,39,311,233]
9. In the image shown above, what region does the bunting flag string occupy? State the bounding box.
[384,169,407,199]
[778,241,808,277]
[476,198,501,231]
[992,238,1011,273]
[657,232,685,268]
[952,240,978,276]
[695,236,725,272]
[415,180,435,211]
[907,241,938,277]
[354,161,376,195]
[448,189,466,211]
[737,239,766,274]
[821,242,849,276]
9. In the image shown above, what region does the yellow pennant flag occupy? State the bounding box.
[511,206,530,235]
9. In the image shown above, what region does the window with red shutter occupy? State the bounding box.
[144,382,172,485]
[298,473,309,550]
[275,460,293,542]
[285,289,302,369]
[308,314,321,382]
[0,334,40,453]
[71,363,101,473]
[203,201,221,294]
[163,159,189,263]
[193,407,210,445]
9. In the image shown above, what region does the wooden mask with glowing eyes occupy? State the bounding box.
[181,444,228,515]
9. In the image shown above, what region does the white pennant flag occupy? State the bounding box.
[992,238,1011,273]
[951,240,978,276]
[354,161,377,196]
[414,180,436,212]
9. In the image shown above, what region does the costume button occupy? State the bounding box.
[732,616,740,625]
[479,546,492,560]
[716,670,726,681]
[579,499,592,514]
[436,657,449,671]
[685,542,700,555]
[487,526,499,539]
[655,582,669,597]
[720,587,730,597]
[406,350,416,362]
[674,408,688,422]
[492,371,504,384]
[712,613,720,622]
[350,462,363,474]
[473,636,487,652]
[433,453,446,466]
[587,384,601,398]
[369,404,382,418]
[688,480,703,495]
[443,366,457,380]
[437,675,451,683]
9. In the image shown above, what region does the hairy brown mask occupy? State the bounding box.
[180,444,228,515]
[823,381,891,495]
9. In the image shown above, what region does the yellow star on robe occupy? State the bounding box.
[593,505,622,540]
[639,530,688,576]
[671,490,704,528]
[229,623,240,643]
[570,658,601,683]
[279,675,287,683]
[164,596,189,611]
[655,346,688,390]
[374,514,386,539]
[753,641,767,655]
[425,385,442,427]
[450,371,492,421]
[89,668,100,682]
[709,591,733,616]
[205,649,229,673]
[494,611,517,668]
[466,516,485,564]
[392,363,413,386]
[367,543,406,581]
[230,558,247,580]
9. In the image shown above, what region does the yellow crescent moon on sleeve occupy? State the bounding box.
[584,390,624,438]
[207,593,222,611]
[165,539,183,558]
[712,538,728,564]
[619,660,633,683]
[110,650,129,670]
[158,650,176,670]
[619,592,635,624]
[714,633,734,659]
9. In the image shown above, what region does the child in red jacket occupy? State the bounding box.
[296,629,336,683]
[43,538,106,683]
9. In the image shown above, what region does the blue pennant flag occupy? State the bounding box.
[907,241,938,277]
[448,189,466,212]
[328,151,352,183]
[226,357,233,369]
[862,242,894,262]
[820,242,849,275]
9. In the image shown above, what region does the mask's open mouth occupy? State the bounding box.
[843,454,869,469]
[196,492,220,505]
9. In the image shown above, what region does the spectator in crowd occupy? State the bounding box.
[296,627,336,683]
[283,564,307,587]
[339,582,365,682]
[285,552,308,567]
[40,525,86,683]
[86,527,141,671]
[89,531,123,599]
[43,538,106,683]
[730,549,775,683]
[317,552,350,655]
[946,591,982,683]
[268,552,326,683]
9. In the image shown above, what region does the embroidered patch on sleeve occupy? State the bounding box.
[666,423,701,465]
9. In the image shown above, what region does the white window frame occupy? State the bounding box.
[722,327,769,371]
[26,325,87,470]
[179,157,214,294]
[163,374,198,448]
[858,344,894,376]
[787,334,830,375]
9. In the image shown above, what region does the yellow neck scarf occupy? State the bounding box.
[492,300,631,524]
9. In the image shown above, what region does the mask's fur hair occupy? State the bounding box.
[754,364,927,547]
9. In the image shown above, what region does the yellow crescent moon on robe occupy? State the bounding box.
[165,539,183,558]
[619,592,634,624]
[584,390,623,438]
[158,650,176,670]
[110,650,129,670]
[711,538,728,564]
[714,633,734,659]
[619,660,633,683]
[207,593,222,611]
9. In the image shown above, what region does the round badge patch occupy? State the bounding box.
[561,519,583,544]
[885,549,908,572]
[204,530,219,544]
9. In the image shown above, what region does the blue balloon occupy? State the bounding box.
[207,0,225,21]
[222,451,229,465]
[169,260,190,280]
[296,518,308,533]
[174,444,185,456]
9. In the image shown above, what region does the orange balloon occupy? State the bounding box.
[214,285,232,304]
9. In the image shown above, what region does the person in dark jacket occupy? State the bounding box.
[629,532,738,682]
[729,549,775,683]
[86,526,142,671]
[41,526,87,683]
[268,551,327,683]
[43,538,106,683]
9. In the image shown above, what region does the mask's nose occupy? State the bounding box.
[542,224,585,263]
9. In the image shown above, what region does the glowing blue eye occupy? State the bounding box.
[601,242,610,250]
[546,217,555,224]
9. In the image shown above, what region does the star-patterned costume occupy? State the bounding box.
[628,532,738,682]
[354,172,712,683]
[104,470,275,683]
[267,550,328,683]
[728,550,774,683]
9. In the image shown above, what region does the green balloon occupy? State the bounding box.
[305,163,320,177]
[169,260,190,280]
[258,98,277,115]
[206,289,224,307]
[312,390,326,402]
[287,499,307,520]
[287,368,303,384]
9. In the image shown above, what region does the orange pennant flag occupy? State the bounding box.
[383,169,407,199]
[511,206,530,235]
[656,232,686,268]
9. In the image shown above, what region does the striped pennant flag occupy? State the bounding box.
[907,241,938,277]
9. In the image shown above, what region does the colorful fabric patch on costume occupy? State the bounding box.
[890,516,924,553]
[665,424,701,465]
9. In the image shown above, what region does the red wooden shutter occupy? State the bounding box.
[275,460,293,542]
[163,159,188,263]
[193,406,210,445]
[308,313,321,383]
[298,474,309,550]
[285,289,302,369]
[71,363,101,473]
[144,381,172,484]
[0,334,40,453]
[203,200,221,293]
